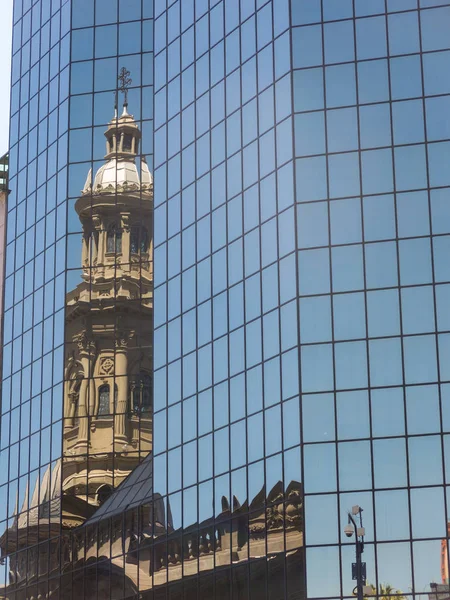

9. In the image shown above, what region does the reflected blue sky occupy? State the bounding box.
[0,0,13,154]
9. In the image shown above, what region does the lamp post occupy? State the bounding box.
[344,505,368,600]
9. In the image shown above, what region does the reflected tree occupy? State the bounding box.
[365,583,407,600]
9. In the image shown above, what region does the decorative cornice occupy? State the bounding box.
[82,181,153,197]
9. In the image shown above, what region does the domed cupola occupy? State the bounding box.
[82,68,152,196]
[75,68,153,289]
[104,104,141,161]
[82,105,147,196]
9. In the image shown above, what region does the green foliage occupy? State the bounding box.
[364,583,407,600]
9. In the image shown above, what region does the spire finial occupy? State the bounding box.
[118,66,132,108]
[113,90,118,118]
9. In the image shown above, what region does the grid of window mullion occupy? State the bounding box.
[311,7,343,596]
[242,1,262,592]
[159,2,171,585]
[288,0,450,592]
[173,0,188,569]
[151,2,306,596]
[266,1,292,593]
[416,0,450,585]
[214,0,232,582]
[349,0,380,593]
[380,3,417,594]
[287,0,312,587]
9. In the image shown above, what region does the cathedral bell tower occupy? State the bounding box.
[62,72,153,526]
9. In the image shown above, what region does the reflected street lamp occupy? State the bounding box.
[344,506,372,600]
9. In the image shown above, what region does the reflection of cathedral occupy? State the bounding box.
[0,97,305,600]
[62,101,153,526]
[0,99,154,597]
[64,464,305,600]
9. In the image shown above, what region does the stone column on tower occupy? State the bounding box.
[114,333,131,443]
[75,334,97,451]
[94,215,105,275]
[121,212,131,272]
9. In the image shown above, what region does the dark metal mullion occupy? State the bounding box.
[236,0,254,593]
[219,0,235,583]
[165,1,189,588]
[317,3,346,597]
[350,0,380,594]
[47,4,63,528]
[63,0,76,593]
[416,1,450,587]
[224,15,241,600]
[286,0,310,593]
[239,0,260,593]
[291,3,448,29]
[13,0,35,561]
[218,0,239,594]
[382,1,415,594]
[157,0,171,587]
[35,0,50,568]
[252,4,270,593]
[201,0,220,587]
[112,0,121,448]
[189,0,210,586]
[149,11,161,593]
[267,0,289,595]
[157,174,450,229]
[172,0,189,586]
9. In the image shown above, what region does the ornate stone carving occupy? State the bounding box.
[74,333,96,355]
[99,357,114,375]
[115,330,134,350]
[68,391,79,404]
[92,215,102,230]
[121,213,131,232]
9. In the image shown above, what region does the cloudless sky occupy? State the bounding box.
[0,0,13,156]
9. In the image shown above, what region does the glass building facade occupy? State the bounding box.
[0,153,9,366]
[3,0,450,598]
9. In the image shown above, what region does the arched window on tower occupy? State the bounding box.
[140,227,149,253]
[129,373,152,414]
[130,226,149,254]
[123,134,133,152]
[130,226,139,254]
[106,223,122,254]
[98,384,119,417]
[98,385,110,418]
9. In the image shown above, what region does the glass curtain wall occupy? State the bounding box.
[291,1,450,597]
[152,0,304,597]
[0,0,71,594]
[0,0,154,597]
[63,0,154,532]
[4,0,450,599]
[151,0,450,598]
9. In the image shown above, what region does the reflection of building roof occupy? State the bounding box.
[85,453,155,523]
[0,460,62,555]
[83,158,152,195]
[16,460,61,529]
[429,583,450,600]
[77,471,303,595]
